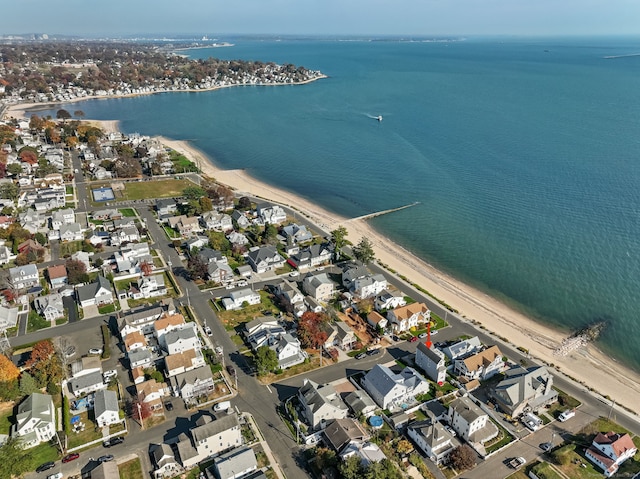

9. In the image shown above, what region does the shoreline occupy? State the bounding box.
[157,134,640,416]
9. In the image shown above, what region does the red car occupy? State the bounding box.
[410,336,418,342]
[62,453,80,463]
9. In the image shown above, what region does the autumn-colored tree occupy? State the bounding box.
[130,396,152,421]
[29,114,46,131]
[297,312,329,349]
[396,438,414,456]
[449,445,476,471]
[0,355,20,382]
[19,149,38,164]
[66,259,89,285]
[65,136,78,149]
[140,261,153,276]
[2,289,16,303]
[25,340,55,369]
[114,157,142,178]
[0,125,16,145]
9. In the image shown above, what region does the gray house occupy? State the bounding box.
[415,342,447,384]
[9,264,39,290]
[298,379,348,430]
[94,389,120,427]
[69,370,106,397]
[489,365,558,417]
[212,446,258,479]
[77,276,113,308]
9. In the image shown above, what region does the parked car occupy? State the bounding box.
[204,326,212,336]
[62,453,80,463]
[36,462,55,473]
[165,402,174,411]
[214,401,231,412]
[103,437,124,448]
[355,353,367,360]
[289,271,299,277]
[103,370,117,379]
[558,409,575,422]
[226,365,236,376]
[88,348,103,355]
[46,473,63,479]
[366,348,380,356]
[98,455,114,462]
[410,336,418,342]
[418,332,427,339]
[509,457,526,469]
[540,442,553,452]
[64,346,76,358]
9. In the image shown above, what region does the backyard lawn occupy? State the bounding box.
[0,406,13,434]
[118,458,144,479]
[119,208,137,217]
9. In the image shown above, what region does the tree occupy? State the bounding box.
[262,223,278,245]
[183,185,206,200]
[34,232,47,246]
[208,231,231,252]
[449,445,476,471]
[314,446,338,471]
[255,345,278,376]
[338,454,363,479]
[237,196,252,210]
[115,157,142,178]
[0,182,19,201]
[26,340,55,369]
[187,254,208,281]
[6,163,22,176]
[130,396,152,421]
[353,237,375,264]
[0,437,33,479]
[19,372,39,395]
[0,354,20,382]
[396,438,414,456]
[297,311,329,349]
[199,196,213,213]
[144,368,164,383]
[331,226,348,260]
[66,259,89,285]
[140,261,153,276]
[56,109,71,121]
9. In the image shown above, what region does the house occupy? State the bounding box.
[226,231,249,247]
[212,446,258,479]
[34,293,65,321]
[163,323,200,354]
[341,262,387,299]
[11,393,55,448]
[340,441,386,467]
[165,349,206,377]
[274,280,305,316]
[298,379,349,430]
[9,264,39,290]
[59,223,84,241]
[281,223,313,244]
[222,288,261,311]
[94,389,120,427]
[442,336,483,360]
[184,235,209,252]
[0,305,19,332]
[136,379,169,411]
[585,431,638,477]
[231,210,251,229]
[287,243,333,271]
[246,245,285,273]
[0,241,16,265]
[302,272,335,302]
[69,370,107,397]
[171,366,215,400]
[447,396,498,444]
[128,274,167,300]
[151,443,179,478]
[366,311,388,331]
[407,419,455,465]
[47,264,68,288]
[374,290,406,312]
[343,390,377,417]
[386,303,430,333]
[92,208,122,221]
[256,203,287,224]
[119,304,166,337]
[325,316,357,350]
[175,433,201,469]
[132,366,146,385]
[88,231,111,246]
[51,208,75,230]
[110,225,141,246]
[272,333,307,369]
[154,313,186,341]
[168,215,202,237]
[128,348,154,369]
[71,251,91,271]
[90,462,119,479]
[124,330,148,353]
[489,365,558,417]
[156,198,178,217]
[197,248,227,265]
[200,211,233,231]
[362,365,430,410]
[71,356,102,378]
[244,317,286,350]
[207,261,234,285]
[453,345,504,381]
[323,418,369,453]
[191,412,242,457]
[415,342,447,384]
[17,239,45,256]
[77,276,113,308]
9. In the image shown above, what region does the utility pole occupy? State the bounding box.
[608,399,616,420]
[137,403,144,430]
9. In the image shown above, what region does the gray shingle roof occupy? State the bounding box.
[191,413,239,444]
[94,389,119,417]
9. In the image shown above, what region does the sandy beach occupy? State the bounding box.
[158,135,640,416]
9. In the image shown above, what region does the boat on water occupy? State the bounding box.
[377,115,383,122]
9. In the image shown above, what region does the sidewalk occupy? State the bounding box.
[244,412,287,479]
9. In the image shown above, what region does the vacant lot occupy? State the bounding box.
[124,179,192,200]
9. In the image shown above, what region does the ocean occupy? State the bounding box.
[43,37,640,371]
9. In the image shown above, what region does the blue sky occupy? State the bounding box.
[4,0,640,37]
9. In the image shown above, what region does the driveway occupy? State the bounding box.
[63,296,79,323]
[83,304,100,319]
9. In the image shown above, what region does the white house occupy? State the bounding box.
[374,290,407,312]
[164,349,206,377]
[9,264,39,290]
[136,379,169,411]
[257,203,287,224]
[490,365,558,417]
[222,288,261,310]
[386,303,430,333]
[11,393,56,449]
[128,274,167,300]
[441,336,483,360]
[407,420,455,464]
[362,365,430,410]
[302,272,335,302]
[0,305,19,332]
[213,446,258,479]
[170,367,215,400]
[34,293,66,321]
[298,379,349,430]
[453,345,504,381]
[415,342,447,384]
[585,431,638,477]
[163,323,200,355]
[447,396,498,444]
[246,245,285,273]
[59,223,84,242]
[77,276,113,308]
[94,389,120,427]
[69,371,107,397]
[190,413,242,458]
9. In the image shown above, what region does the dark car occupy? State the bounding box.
[366,349,380,356]
[36,462,56,473]
[410,336,418,342]
[98,455,114,463]
[355,353,366,360]
[103,437,124,448]
[165,402,174,411]
[226,365,236,376]
[62,453,80,463]
[540,442,553,452]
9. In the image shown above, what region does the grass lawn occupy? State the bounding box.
[258,352,323,384]
[28,443,60,469]
[60,240,84,257]
[215,291,279,330]
[119,207,137,217]
[98,304,117,314]
[118,458,143,479]
[163,225,180,239]
[529,461,564,479]
[67,411,102,449]
[55,317,67,326]
[123,179,192,200]
[548,387,581,418]
[0,406,13,434]
[484,419,515,454]
[27,311,50,333]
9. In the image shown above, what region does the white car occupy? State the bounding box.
[47,473,63,479]
[214,401,231,412]
[103,370,117,379]
[204,326,212,336]
[88,348,103,355]
[289,271,299,277]
[558,410,575,422]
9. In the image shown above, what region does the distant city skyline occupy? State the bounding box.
[3,0,640,37]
